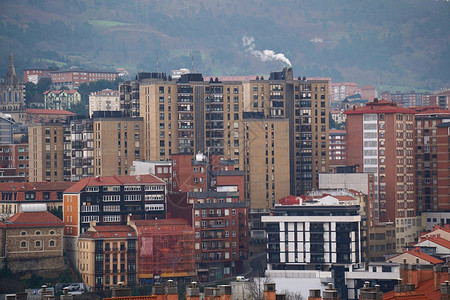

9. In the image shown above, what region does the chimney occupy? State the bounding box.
[60,288,73,300]
[39,285,54,300]
[322,283,339,300]
[308,289,321,300]
[359,282,383,300]
[153,285,165,300]
[165,280,178,300]
[264,283,276,300]
[111,282,131,298]
[441,281,450,299]
[204,287,220,300]
[218,285,232,300]
[186,282,200,300]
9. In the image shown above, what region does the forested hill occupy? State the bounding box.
[1,0,449,90]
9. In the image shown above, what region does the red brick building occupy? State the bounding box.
[189,192,248,282]
[50,69,119,89]
[344,99,416,223]
[23,68,53,84]
[26,108,76,124]
[0,181,73,220]
[328,130,346,172]
[414,109,450,212]
[429,90,450,110]
[0,143,28,182]
[169,153,248,282]
[130,218,196,283]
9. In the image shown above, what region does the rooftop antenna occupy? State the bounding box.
[191,54,195,73]
[156,53,159,73]
[379,72,383,98]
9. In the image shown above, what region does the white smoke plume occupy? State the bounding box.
[242,35,292,67]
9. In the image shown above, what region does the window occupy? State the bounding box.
[21,241,27,248]
[35,241,41,247]
[49,240,55,247]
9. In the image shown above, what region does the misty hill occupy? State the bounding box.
[0,0,449,90]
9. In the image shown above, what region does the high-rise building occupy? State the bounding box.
[345,99,417,251]
[345,99,416,223]
[138,68,328,198]
[28,122,65,182]
[414,109,450,212]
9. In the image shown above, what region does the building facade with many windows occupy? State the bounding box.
[63,174,166,264]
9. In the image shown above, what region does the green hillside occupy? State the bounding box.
[0,0,449,90]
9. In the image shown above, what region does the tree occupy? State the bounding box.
[246,277,273,300]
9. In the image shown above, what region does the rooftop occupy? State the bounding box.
[64,174,165,193]
[26,108,76,115]
[344,99,417,115]
[2,211,64,227]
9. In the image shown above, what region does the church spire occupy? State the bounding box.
[9,48,14,66]
[5,48,18,85]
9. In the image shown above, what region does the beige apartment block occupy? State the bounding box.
[28,123,65,182]
[243,118,290,209]
[89,89,120,117]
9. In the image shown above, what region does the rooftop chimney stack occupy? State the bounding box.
[322,283,339,300]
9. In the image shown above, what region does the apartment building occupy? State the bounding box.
[138,68,328,199]
[345,99,418,251]
[89,89,120,117]
[63,174,166,264]
[329,129,346,172]
[78,225,138,290]
[23,68,53,84]
[28,122,66,182]
[0,181,73,220]
[188,191,248,282]
[130,218,196,284]
[0,143,28,182]
[429,90,450,110]
[43,90,81,110]
[414,109,450,212]
[242,115,290,211]
[50,69,119,89]
[262,196,364,298]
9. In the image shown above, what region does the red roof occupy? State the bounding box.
[389,248,444,264]
[80,225,136,239]
[5,211,64,227]
[344,100,417,115]
[26,108,76,115]
[417,236,450,249]
[0,181,74,193]
[64,174,165,193]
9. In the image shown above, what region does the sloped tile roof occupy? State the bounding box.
[5,211,64,227]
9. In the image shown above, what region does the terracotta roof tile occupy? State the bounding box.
[388,248,444,265]
[418,236,450,249]
[26,108,76,115]
[6,211,64,227]
[0,181,74,193]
